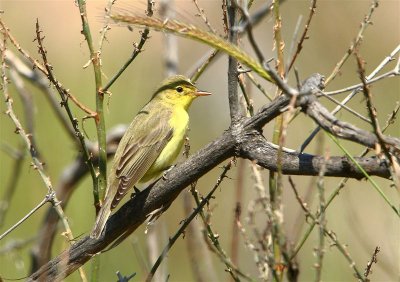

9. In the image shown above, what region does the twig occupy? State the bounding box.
[188,49,220,82]
[0,21,95,145]
[271,1,291,272]
[230,157,245,266]
[182,138,219,282]
[315,150,328,282]
[238,70,254,116]
[235,2,278,34]
[294,79,400,153]
[0,195,50,241]
[355,52,398,183]
[286,0,317,73]
[99,0,117,51]
[35,22,97,119]
[318,90,371,123]
[249,163,278,281]
[9,68,38,150]
[0,19,47,74]
[102,1,154,93]
[2,20,97,118]
[287,15,303,71]
[324,69,400,96]
[102,28,150,93]
[364,246,380,280]
[325,0,379,84]
[245,71,273,101]
[238,198,276,280]
[222,0,229,36]
[188,1,274,85]
[192,0,216,33]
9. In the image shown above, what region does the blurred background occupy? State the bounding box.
[0,0,399,281]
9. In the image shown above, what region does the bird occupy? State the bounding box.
[90,75,211,239]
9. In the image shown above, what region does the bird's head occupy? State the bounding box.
[153,75,211,109]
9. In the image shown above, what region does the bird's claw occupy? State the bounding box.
[162,165,176,180]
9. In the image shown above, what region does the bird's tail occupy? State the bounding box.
[90,198,112,239]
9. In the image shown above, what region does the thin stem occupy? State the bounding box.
[286,0,317,73]
[328,133,399,217]
[319,91,371,123]
[315,152,327,282]
[192,0,216,33]
[0,196,48,241]
[102,29,150,93]
[356,52,398,184]
[76,0,107,210]
[364,246,380,279]
[325,0,379,84]
[324,69,400,96]
[189,49,220,83]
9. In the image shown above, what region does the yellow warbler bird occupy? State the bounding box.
[91,75,211,239]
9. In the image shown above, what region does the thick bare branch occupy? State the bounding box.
[240,134,390,179]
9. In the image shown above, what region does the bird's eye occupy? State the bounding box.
[176,86,183,93]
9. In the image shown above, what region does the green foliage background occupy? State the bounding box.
[0,1,399,281]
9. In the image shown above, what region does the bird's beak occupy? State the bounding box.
[195,90,212,96]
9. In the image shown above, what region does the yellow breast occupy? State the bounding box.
[140,106,189,183]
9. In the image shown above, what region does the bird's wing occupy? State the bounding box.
[111,109,173,209]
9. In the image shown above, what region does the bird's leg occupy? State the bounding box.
[162,165,176,180]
